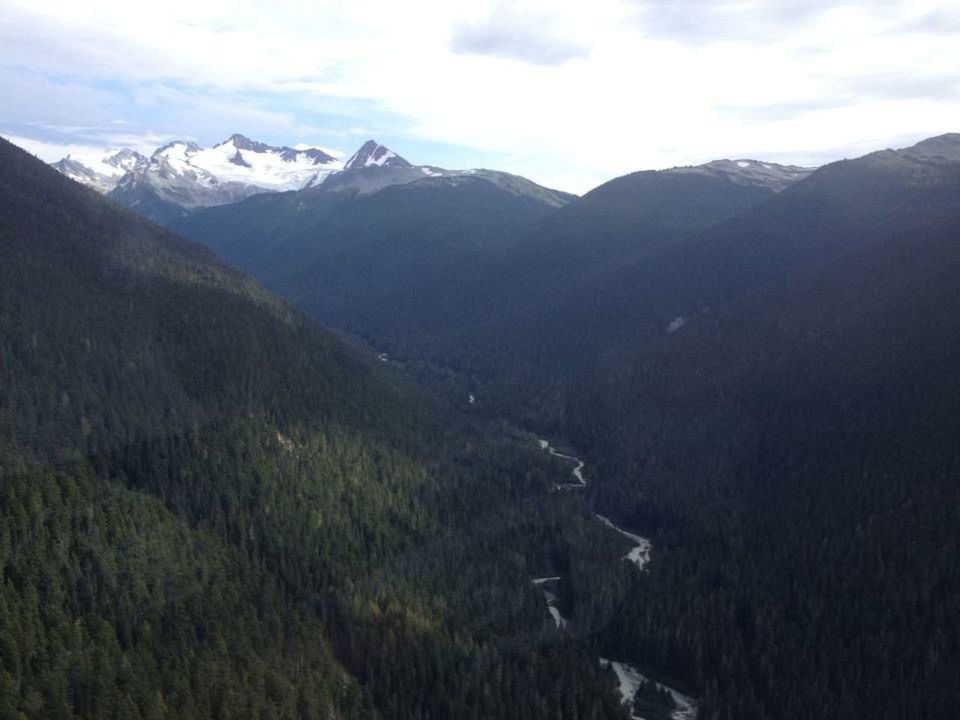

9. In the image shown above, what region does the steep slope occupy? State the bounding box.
[478,134,960,718]
[460,135,960,423]
[104,135,341,224]
[52,135,572,226]
[174,158,791,372]
[484,160,801,300]
[51,147,149,193]
[344,139,410,169]
[177,132,960,720]
[569,137,960,356]
[568,209,960,720]
[0,137,631,720]
[1,133,436,720]
[172,171,574,355]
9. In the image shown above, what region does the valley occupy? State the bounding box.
[3,125,960,720]
[533,439,686,719]
[5,1,960,716]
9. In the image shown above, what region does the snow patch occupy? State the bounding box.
[294,143,344,157]
[53,136,343,200]
[736,160,750,168]
[177,137,342,191]
[53,148,148,193]
[370,149,396,166]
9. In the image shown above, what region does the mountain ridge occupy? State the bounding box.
[49,134,576,223]
[2,132,635,720]
[50,132,821,225]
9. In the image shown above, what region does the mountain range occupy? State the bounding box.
[0,135,631,720]
[168,141,814,386]
[9,126,960,720]
[171,130,960,718]
[50,134,573,224]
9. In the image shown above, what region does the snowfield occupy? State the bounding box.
[151,137,341,192]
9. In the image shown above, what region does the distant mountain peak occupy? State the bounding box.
[154,140,203,157]
[213,133,336,165]
[294,147,337,164]
[106,147,145,161]
[344,140,410,170]
[50,147,150,194]
[216,133,274,154]
[47,131,568,220]
[669,158,814,192]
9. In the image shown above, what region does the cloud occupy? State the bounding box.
[450,4,590,65]
[1,0,959,193]
[840,71,960,103]
[898,5,960,34]
[295,143,347,158]
[0,133,105,162]
[628,0,900,44]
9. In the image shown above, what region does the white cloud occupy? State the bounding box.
[0,133,105,162]
[2,0,959,192]
[450,2,591,65]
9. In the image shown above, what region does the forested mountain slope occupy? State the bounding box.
[565,207,960,719]
[465,136,960,425]
[171,173,573,354]
[172,158,795,378]
[0,137,632,720]
[0,135,412,718]
[13,123,960,720]
[171,132,960,719]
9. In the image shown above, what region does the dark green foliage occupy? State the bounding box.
[0,463,373,720]
[466,144,960,427]
[170,176,568,359]
[0,138,633,720]
[564,214,960,719]
[633,679,675,720]
[180,135,960,718]
[11,125,960,720]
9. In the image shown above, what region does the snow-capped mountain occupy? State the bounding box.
[669,158,813,191]
[50,134,344,223]
[110,134,344,220]
[343,140,409,169]
[150,134,340,193]
[51,132,569,223]
[51,148,149,193]
[51,134,820,228]
[317,141,455,195]
[52,135,455,221]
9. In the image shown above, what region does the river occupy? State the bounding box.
[534,438,696,720]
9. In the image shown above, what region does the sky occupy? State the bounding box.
[1,0,959,193]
